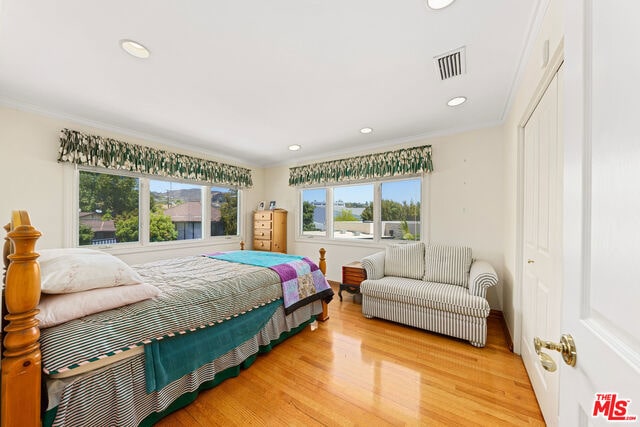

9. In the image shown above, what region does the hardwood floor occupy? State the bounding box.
[156,287,544,426]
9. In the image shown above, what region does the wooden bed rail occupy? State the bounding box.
[2,211,42,427]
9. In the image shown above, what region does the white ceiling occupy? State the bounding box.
[0,0,543,167]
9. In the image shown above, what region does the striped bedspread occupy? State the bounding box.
[206,251,334,314]
[40,256,283,376]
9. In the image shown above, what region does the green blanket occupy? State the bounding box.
[144,299,280,393]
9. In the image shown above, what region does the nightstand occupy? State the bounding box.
[340,261,367,302]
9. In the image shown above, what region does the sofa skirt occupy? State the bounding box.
[362,295,487,347]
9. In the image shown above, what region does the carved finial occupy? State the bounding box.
[240,240,245,250]
[3,222,10,285]
[318,247,326,275]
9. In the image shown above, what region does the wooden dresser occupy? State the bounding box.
[253,209,287,253]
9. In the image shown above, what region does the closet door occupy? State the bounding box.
[521,71,562,426]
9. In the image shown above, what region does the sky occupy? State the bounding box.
[303,178,421,204]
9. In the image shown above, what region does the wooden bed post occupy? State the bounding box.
[317,248,329,322]
[1,211,42,427]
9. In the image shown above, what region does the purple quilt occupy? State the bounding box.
[207,251,334,314]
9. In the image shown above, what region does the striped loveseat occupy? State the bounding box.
[360,243,498,347]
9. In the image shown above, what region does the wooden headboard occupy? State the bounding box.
[1,211,42,427]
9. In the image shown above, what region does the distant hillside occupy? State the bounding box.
[151,188,227,204]
[151,188,201,203]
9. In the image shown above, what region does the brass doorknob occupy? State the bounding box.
[527,259,535,264]
[534,334,577,372]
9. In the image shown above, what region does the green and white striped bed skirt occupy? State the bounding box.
[44,300,322,427]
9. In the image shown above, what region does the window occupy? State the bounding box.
[301,188,327,237]
[211,186,238,236]
[298,177,422,243]
[333,184,373,239]
[381,179,421,241]
[78,169,240,247]
[150,180,202,242]
[79,170,139,246]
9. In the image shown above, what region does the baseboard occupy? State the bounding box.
[490,309,514,352]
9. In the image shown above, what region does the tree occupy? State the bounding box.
[149,211,178,242]
[361,202,373,221]
[114,212,139,243]
[334,208,358,221]
[400,220,416,241]
[219,191,238,236]
[302,201,317,231]
[79,224,94,245]
[80,171,140,243]
[360,200,421,223]
[381,200,403,221]
[115,209,177,242]
[79,171,138,217]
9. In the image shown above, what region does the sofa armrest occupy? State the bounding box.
[361,251,385,280]
[468,260,498,299]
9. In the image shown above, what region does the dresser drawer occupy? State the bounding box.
[342,262,367,285]
[254,211,273,221]
[254,229,272,240]
[254,220,271,229]
[253,239,272,251]
[343,271,366,284]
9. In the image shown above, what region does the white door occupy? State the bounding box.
[560,1,640,425]
[521,71,562,426]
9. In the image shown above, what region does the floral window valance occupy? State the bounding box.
[58,128,253,188]
[288,145,433,186]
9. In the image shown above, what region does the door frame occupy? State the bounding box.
[514,40,565,355]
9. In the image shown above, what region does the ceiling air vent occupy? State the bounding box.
[434,46,466,80]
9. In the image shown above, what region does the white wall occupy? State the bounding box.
[263,126,506,309]
[502,0,563,346]
[0,106,263,264]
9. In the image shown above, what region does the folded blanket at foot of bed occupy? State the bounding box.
[206,251,334,314]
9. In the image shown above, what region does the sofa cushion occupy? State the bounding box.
[360,277,490,318]
[424,245,472,287]
[384,242,425,280]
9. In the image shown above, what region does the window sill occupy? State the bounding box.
[87,236,243,257]
[295,235,412,249]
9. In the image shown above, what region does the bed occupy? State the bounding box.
[1,211,333,427]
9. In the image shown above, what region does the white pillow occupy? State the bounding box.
[36,283,160,328]
[38,248,143,294]
[424,244,472,287]
[384,242,425,280]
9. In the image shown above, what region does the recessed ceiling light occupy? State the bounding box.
[447,96,467,107]
[120,39,150,59]
[288,144,301,151]
[360,127,373,134]
[426,0,456,10]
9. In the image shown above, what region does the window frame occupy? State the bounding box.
[296,175,427,245]
[72,166,243,252]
